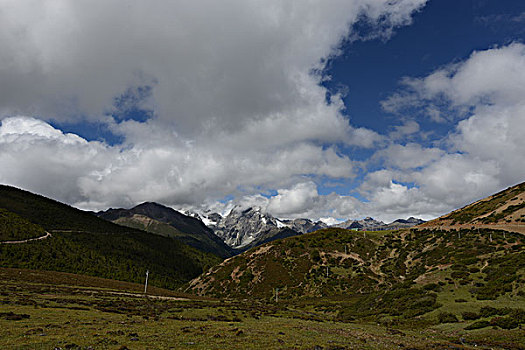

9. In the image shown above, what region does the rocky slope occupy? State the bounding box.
[193,207,327,251]
[98,202,234,258]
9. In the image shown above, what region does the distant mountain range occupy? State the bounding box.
[188,207,327,251]
[99,202,425,253]
[188,207,424,251]
[334,216,425,231]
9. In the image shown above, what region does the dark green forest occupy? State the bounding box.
[0,208,46,241]
[0,230,220,290]
[0,185,222,289]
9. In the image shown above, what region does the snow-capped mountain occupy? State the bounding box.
[187,205,424,251]
[188,206,327,250]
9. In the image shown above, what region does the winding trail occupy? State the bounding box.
[0,231,52,244]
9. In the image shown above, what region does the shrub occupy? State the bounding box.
[479,306,499,318]
[423,283,442,292]
[451,271,469,279]
[465,320,490,330]
[490,317,519,330]
[508,308,525,324]
[311,250,321,262]
[438,312,458,323]
[462,311,480,320]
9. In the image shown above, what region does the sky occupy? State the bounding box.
[0,0,524,223]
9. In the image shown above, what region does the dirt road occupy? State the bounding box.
[0,232,52,244]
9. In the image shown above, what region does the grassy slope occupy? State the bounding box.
[0,185,141,233]
[0,185,221,289]
[0,208,46,241]
[0,267,183,297]
[2,267,524,350]
[187,227,525,328]
[421,181,525,227]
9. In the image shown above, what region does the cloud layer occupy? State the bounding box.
[3,2,523,223]
[0,0,428,219]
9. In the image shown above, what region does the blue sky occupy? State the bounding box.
[317,0,525,206]
[328,0,525,133]
[0,1,524,222]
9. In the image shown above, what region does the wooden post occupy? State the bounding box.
[144,270,149,294]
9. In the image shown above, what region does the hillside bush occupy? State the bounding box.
[462,311,480,320]
[438,312,458,323]
[465,320,490,330]
[490,317,519,329]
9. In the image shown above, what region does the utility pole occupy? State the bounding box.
[275,288,279,303]
[144,270,149,294]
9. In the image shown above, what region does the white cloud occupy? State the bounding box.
[382,43,525,117]
[368,43,525,220]
[0,117,116,205]
[0,0,427,215]
[375,143,444,169]
[0,0,427,134]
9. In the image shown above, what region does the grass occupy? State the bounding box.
[2,268,525,349]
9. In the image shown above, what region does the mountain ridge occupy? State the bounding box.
[191,206,424,251]
[97,202,234,258]
[418,181,525,234]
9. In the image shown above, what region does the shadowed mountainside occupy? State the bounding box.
[97,202,234,258]
[0,185,221,289]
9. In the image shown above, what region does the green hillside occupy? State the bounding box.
[0,208,46,241]
[0,185,221,289]
[187,227,525,327]
[0,185,134,233]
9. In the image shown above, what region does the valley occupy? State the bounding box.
[0,182,524,349]
[2,268,524,350]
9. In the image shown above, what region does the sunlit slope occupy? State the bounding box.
[419,181,525,233]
